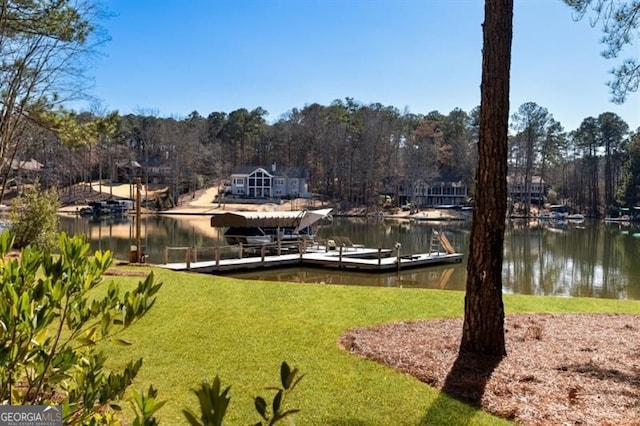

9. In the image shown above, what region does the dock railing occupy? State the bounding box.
[162,240,306,271]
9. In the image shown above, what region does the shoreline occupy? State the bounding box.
[55,183,465,221]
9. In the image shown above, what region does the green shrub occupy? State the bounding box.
[130,385,166,426]
[8,184,60,250]
[183,361,303,426]
[253,361,303,426]
[0,231,162,425]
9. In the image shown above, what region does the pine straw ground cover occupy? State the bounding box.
[340,314,640,425]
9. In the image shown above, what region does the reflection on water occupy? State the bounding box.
[226,265,465,290]
[58,214,228,264]
[58,214,640,299]
[503,220,640,300]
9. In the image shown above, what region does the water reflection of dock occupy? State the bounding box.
[226,265,461,290]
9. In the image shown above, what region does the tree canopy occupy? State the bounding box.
[567,0,640,103]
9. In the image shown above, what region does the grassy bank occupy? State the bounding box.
[105,267,640,425]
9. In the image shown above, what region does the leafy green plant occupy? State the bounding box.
[253,361,303,426]
[182,362,303,426]
[130,385,167,426]
[0,231,162,425]
[183,377,231,426]
[8,183,60,250]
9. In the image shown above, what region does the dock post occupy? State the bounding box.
[378,247,382,266]
[135,178,142,264]
[299,241,303,260]
[215,247,220,269]
[239,243,243,259]
[163,246,168,264]
[186,247,191,271]
[261,244,266,265]
[193,246,197,263]
[339,245,343,266]
[277,240,281,255]
[396,244,401,273]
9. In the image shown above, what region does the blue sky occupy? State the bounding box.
[84,0,639,133]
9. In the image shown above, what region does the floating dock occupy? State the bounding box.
[301,248,463,271]
[155,236,463,274]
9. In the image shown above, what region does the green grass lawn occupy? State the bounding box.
[105,267,640,425]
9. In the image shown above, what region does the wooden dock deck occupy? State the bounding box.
[301,250,463,271]
[156,245,463,274]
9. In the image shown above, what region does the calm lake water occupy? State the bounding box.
[58,214,640,300]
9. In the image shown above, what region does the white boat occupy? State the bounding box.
[80,199,133,217]
[263,226,316,241]
[222,227,272,245]
[567,213,585,223]
[538,212,567,221]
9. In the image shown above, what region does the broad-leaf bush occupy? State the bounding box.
[183,361,302,426]
[0,231,162,425]
[8,184,60,250]
[254,361,303,426]
[183,377,231,426]
[130,385,166,426]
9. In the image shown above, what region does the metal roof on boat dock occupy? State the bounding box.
[210,208,332,232]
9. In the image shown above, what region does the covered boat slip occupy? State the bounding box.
[211,208,333,245]
[211,208,333,232]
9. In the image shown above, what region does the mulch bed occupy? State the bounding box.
[340,314,640,425]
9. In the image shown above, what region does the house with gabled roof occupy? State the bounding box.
[227,163,310,199]
[414,173,469,207]
[381,173,469,207]
[4,158,44,186]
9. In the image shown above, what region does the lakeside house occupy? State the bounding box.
[413,177,468,207]
[8,158,43,184]
[507,175,545,205]
[384,174,469,207]
[227,163,310,199]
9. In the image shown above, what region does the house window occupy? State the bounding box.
[233,178,244,186]
[274,178,285,186]
[248,169,273,198]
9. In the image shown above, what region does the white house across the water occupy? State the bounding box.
[227,163,310,199]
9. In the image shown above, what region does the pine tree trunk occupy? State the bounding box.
[460,0,513,356]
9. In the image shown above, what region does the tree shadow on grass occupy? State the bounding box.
[420,352,504,425]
